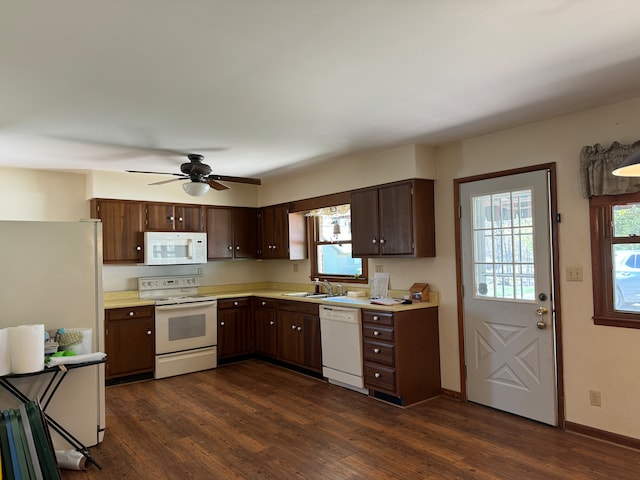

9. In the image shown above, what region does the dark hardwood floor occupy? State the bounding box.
[63,360,640,479]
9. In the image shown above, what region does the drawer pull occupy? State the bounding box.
[233,301,239,306]
[374,372,382,378]
[128,311,135,317]
[373,315,379,321]
[373,330,380,336]
[373,348,381,354]
[261,301,267,306]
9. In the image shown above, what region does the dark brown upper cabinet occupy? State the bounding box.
[206,206,258,259]
[145,203,204,232]
[90,199,144,264]
[351,179,435,258]
[259,204,306,260]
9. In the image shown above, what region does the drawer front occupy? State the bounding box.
[107,305,154,321]
[362,310,394,327]
[362,324,394,342]
[278,300,299,312]
[254,297,277,310]
[363,340,395,366]
[218,297,251,309]
[364,362,396,392]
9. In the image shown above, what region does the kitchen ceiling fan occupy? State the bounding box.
[126,153,261,196]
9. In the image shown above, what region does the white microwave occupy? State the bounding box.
[144,232,207,265]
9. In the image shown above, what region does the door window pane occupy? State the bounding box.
[472,189,535,301]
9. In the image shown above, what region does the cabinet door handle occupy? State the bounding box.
[228,245,233,250]
[297,326,302,332]
[373,330,380,336]
[291,325,297,330]
[135,245,142,251]
[372,238,377,244]
[373,348,381,354]
[236,245,240,250]
[374,372,382,378]
[168,216,174,222]
[178,217,183,223]
[146,330,152,336]
[220,321,225,326]
[269,321,275,326]
[379,237,385,244]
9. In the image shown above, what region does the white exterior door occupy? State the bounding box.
[460,169,557,425]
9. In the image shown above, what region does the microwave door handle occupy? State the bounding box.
[155,300,217,311]
[187,239,193,259]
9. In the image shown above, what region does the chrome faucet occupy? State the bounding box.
[314,278,334,295]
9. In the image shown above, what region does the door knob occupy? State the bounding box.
[536,306,548,316]
[536,320,546,329]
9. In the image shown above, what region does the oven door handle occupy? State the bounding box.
[155,300,217,311]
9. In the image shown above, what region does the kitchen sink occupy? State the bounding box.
[282,292,330,298]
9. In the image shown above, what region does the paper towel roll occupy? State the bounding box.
[55,450,87,470]
[0,328,10,375]
[9,324,45,374]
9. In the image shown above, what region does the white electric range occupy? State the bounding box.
[138,275,217,379]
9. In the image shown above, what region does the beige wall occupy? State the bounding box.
[3,96,640,439]
[0,167,89,220]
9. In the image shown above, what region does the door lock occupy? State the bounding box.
[536,306,548,329]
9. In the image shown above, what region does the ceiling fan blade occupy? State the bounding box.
[208,174,262,185]
[126,170,186,176]
[206,178,230,191]
[149,177,186,186]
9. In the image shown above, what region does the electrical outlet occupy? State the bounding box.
[292,263,298,273]
[566,266,583,282]
[375,264,383,273]
[589,389,602,407]
[197,268,204,277]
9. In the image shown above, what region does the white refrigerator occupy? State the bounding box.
[0,220,105,449]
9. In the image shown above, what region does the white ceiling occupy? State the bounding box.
[3,0,640,181]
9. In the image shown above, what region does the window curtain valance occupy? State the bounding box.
[580,141,640,198]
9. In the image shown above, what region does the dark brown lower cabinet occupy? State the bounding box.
[254,298,277,358]
[105,306,155,380]
[217,297,254,360]
[277,301,322,373]
[362,307,440,406]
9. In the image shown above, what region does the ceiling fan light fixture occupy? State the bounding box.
[182,181,210,196]
[613,149,640,176]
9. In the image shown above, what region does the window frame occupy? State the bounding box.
[590,191,640,328]
[308,209,368,284]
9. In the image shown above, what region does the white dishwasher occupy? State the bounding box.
[319,305,369,394]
